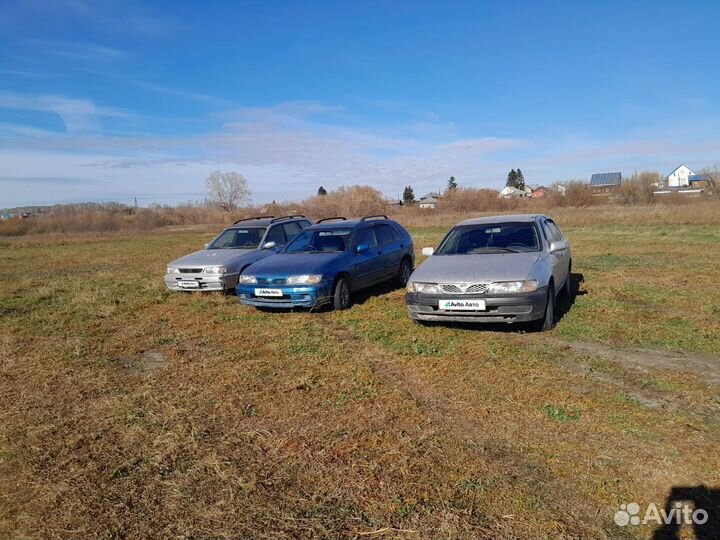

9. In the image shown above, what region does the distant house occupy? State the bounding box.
[666,164,694,188]
[554,184,567,196]
[530,186,550,198]
[418,192,440,209]
[499,186,530,199]
[388,199,403,209]
[590,172,622,194]
[688,173,713,189]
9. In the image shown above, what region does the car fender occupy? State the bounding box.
[222,249,261,274]
[527,252,553,288]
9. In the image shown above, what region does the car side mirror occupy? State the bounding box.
[262,241,276,250]
[355,243,369,254]
[549,240,567,253]
[203,243,210,249]
[422,247,434,256]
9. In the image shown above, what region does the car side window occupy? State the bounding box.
[375,224,398,245]
[282,222,302,241]
[299,220,311,229]
[265,225,286,246]
[546,220,564,242]
[356,227,378,249]
[540,221,554,246]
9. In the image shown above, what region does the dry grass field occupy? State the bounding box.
[1,203,719,539]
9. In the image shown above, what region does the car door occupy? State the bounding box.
[546,219,571,287]
[353,226,384,288]
[542,219,569,289]
[374,223,403,278]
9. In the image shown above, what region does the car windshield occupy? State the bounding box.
[436,222,540,254]
[285,228,352,253]
[208,227,266,249]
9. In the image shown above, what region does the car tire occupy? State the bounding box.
[532,285,555,332]
[397,257,412,287]
[333,277,351,311]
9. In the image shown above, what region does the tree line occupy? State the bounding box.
[205,169,531,212]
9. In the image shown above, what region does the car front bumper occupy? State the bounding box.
[236,282,333,309]
[164,272,238,292]
[405,287,548,323]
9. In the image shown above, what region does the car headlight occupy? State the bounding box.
[487,280,538,294]
[407,282,441,294]
[167,266,180,274]
[286,274,323,285]
[238,275,257,284]
[203,265,227,275]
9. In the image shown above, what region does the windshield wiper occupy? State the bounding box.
[467,247,520,254]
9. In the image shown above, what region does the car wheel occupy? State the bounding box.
[333,277,351,311]
[532,285,555,332]
[397,258,412,287]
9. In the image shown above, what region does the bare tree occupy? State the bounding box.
[205,171,251,212]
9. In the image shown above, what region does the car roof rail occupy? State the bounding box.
[360,214,389,221]
[269,214,307,223]
[316,216,347,223]
[232,215,273,224]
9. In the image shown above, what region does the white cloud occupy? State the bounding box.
[128,80,232,107]
[46,41,130,62]
[0,0,174,38]
[0,92,130,133]
[2,99,720,208]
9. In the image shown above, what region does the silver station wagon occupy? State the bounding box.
[164,215,312,292]
[406,214,572,330]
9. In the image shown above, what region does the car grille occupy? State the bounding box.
[256,277,288,285]
[179,268,203,274]
[439,283,489,294]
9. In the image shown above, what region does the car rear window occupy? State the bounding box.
[375,224,398,245]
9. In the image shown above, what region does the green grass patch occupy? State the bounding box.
[542,404,581,422]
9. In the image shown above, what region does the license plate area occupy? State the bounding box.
[439,299,486,311]
[255,288,283,297]
[178,281,200,289]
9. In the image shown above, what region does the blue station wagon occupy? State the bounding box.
[236,215,415,310]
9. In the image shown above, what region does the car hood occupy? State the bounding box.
[168,249,256,268]
[245,252,344,276]
[411,252,541,283]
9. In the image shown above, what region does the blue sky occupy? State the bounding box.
[1,0,719,207]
